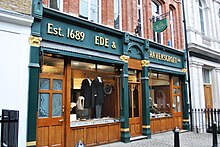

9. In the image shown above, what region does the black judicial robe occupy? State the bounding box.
[92,77,105,107]
[80,78,92,108]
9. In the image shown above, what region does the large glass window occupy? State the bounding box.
[152,1,162,44]
[199,0,205,35]
[80,0,100,23]
[70,60,119,126]
[114,0,121,30]
[149,72,171,117]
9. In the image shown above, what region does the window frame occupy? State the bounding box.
[48,0,63,11]
[152,1,163,44]
[114,0,122,30]
[137,0,144,37]
[79,0,101,23]
[169,8,174,48]
[199,0,205,35]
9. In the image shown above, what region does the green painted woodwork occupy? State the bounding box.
[27,46,40,147]
[32,0,43,19]
[141,66,151,138]
[41,47,124,65]
[41,8,123,56]
[149,67,185,75]
[120,62,130,142]
[182,76,190,130]
[149,41,184,69]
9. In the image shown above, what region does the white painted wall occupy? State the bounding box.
[0,9,33,147]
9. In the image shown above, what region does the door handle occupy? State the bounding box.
[59,119,64,122]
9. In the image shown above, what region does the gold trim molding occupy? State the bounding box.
[121,128,129,132]
[182,68,187,73]
[142,125,150,129]
[120,55,130,63]
[26,141,36,146]
[29,36,42,47]
[183,119,189,122]
[141,60,150,67]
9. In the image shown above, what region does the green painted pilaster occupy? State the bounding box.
[141,61,151,139]
[120,58,130,143]
[26,46,40,147]
[182,75,190,130]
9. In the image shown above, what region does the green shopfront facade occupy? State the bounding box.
[26,5,189,147]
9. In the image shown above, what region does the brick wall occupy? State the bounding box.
[0,0,31,15]
[42,0,184,50]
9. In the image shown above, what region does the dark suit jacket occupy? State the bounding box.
[92,77,105,107]
[80,78,92,108]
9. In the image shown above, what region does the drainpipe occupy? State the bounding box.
[181,0,193,131]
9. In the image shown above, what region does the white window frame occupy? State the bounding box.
[152,1,163,44]
[48,0,63,11]
[137,0,144,37]
[199,0,205,35]
[80,0,101,24]
[114,0,122,30]
[169,9,174,48]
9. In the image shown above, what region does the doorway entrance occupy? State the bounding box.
[128,68,142,137]
[36,74,65,147]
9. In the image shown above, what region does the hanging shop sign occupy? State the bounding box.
[152,18,168,33]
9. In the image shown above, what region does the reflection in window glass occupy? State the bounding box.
[49,0,60,10]
[39,79,50,90]
[173,77,180,86]
[53,79,63,90]
[38,93,49,118]
[52,94,62,117]
[202,69,210,83]
[42,56,64,75]
[149,72,170,116]
[71,61,96,71]
[114,0,121,29]
[97,64,115,72]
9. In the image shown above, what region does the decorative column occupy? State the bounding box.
[119,55,130,143]
[26,36,42,147]
[181,68,190,130]
[27,0,42,146]
[215,67,220,108]
[141,60,151,138]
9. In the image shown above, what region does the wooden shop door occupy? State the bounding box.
[204,85,213,108]
[171,76,182,129]
[128,83,142,137]
[37,74,65,147]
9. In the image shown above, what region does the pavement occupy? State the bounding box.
[95,131,220,147]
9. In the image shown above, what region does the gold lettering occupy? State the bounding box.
[95,36,99,45]
[100,37,104,46]
[105,38,109,47]
[47,23,53,34]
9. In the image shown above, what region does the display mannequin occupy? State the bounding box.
[80,77,92,118]
[92,76,105,118]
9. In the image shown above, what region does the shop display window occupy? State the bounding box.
[149,72,171,118]
[70,60,119,126]
[41,55,64,75]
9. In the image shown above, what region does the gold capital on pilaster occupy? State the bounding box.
[120,55,130,62]
[141,60,150,67]
[29,35,42,47]
[182,68,187,73]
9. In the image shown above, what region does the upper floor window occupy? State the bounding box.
[49,0,63,11]
[136,0,143,37]
[199,0,205,35]
[169,8,174,47]
[114,0,121,30]
[202,69,210,84]
[152,1,162,44]
[80,0,101,23]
